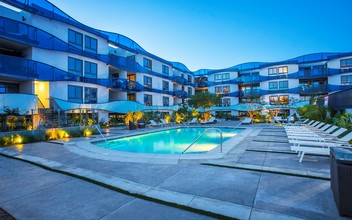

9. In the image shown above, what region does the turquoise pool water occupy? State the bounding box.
[94,127,242,154]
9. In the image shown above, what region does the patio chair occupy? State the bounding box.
[241,117,252,124]
[160,119,173,126]
[200,117,216,124]
[148,120,161,127]
[289,130,352,148]
[187,118,198,125]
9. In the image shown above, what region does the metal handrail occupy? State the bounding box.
[181,121,189,128]
[95,124,108,144]
[182,128,223,154]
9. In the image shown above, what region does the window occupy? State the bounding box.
[215,86,222,94]
[0,82,19,93]
[143,76,152,88]
[68,29,83,49]
[68,85,83,103]
[85,35,97,53]
[163,96,169,106]
[188,87,192,95]
[223,73,230,80]
[84,87,97,103]
[340,58,352,68]
[215,73,230,81]
[162,81,169,91]
[127,93,136,101]
[341,75,352,84]
[143,58,152,69]
[144,94,152,106]
[84,61,97,78]
[268,67,277,75]
[215,74,222,81]
[269,82,278,90]
[269,96,279,105]
[68,57,83,75]
[279,95,289,105]
[279,80,288,89]
[223,98,230,106]
[278,66,288,74]
[162,65,169,74]
[223,86,230,94]
[188,75,192,83]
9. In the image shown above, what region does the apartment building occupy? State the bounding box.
[0,0,351,127]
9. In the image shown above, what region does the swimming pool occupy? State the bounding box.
[94,127,242,154]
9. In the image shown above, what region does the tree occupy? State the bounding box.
[187,92,221,120]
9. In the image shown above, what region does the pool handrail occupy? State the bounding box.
[182,128,223,154]
[94,124,108,144]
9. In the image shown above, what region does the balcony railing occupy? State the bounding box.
[298,84,329,95]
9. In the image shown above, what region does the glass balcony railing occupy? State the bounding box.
[298,84,329,95]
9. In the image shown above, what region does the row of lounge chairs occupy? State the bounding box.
[286,119,352,162]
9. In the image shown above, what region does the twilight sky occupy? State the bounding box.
[49,0,352,71]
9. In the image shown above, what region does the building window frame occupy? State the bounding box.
[341,75,352,84]
[223,97,231,106]
[84,87,97,104]
[279,80,289,89]
[163,96,169,106]
[84,35,98,53]
[340,58,352,68]
[162,65,169,74]
[278,66,288,74]
[162,80,169,91]
[269,81,278,90]
[68,57,83,76]
[143,58,152,69]
[68,85,83,103]
[188,87,192,95]
[268,67,277,75]
[143,76,152,89]
[84,61,97,78]
[68,29,83,49]
[144,94,152,106]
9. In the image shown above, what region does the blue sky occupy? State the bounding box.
[49,0,352,71]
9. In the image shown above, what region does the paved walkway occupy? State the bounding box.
[0,123,347,219]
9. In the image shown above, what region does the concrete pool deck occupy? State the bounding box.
[0,122,347,219]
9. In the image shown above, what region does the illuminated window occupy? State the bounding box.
[223,86,230,94]
[268,67,277,75]
[278,66,288,74]
[68,29,83,49]
[162,65,169,74]
[269,96,279,105]
[340,58,352,68]
[144,94,152,106]
[279,95,289,105]
[269,82,278,90]
[143,58,152,69]
[215,86,222,94]
[85,36,97,53]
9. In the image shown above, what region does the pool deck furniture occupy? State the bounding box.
[160,119,173,126]
[241,117,252,124]
[200,117,216,124]
[187,118,199,125]
[148,120,162,127]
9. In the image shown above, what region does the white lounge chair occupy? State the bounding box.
[241,117,252,124]
[200,117,216,124]
[187,118,198,125]
[148,120,161,127]
[160,119,173,126]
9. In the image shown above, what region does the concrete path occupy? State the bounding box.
[0,124,347,219]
